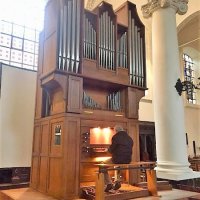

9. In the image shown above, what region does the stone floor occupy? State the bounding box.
[0,188,57,200]
[0,187,200,200]
[133,189,199,200]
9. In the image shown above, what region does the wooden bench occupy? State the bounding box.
[95,162,157,200]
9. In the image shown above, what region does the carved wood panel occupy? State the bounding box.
[67,75,83,113]
[48,158,64,199]
[63,117,80,199]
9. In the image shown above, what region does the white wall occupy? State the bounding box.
[139,99,154,122]
[0,64,37,168]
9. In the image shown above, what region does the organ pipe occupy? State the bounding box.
[58,0,81,73]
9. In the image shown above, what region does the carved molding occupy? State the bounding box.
[86,0,96,10]
[86,0,103,10]
[142,0,188,18]
[86,0,112,10]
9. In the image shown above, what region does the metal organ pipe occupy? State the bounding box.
[94,27,96,59]
[128,9,145,87]
[75,0,81,73]
[103,12,106,68]
[107,91,121,111]
[131,17,136,85]
[111,14,115,70]
[141,37,144,87]
[140,37,144,87]
[105,11,108,69]
[63,4,67,70]
[134,26,138,86]
[90,23,93,59]
[109,17,111,68]
[137,28,141,86]
[66,1,72,71]
[58,6,64,70]
[86,18,89,59]
[58,0,81,73]
[83,12,97,60]
[128,10,133,84]
[83,15,87,58]
[70,0,76,72]
[117,32,127,69]
[99,13,102,66]
[124,32,127,68]
[111,23,115,70]
[98,11,115,70]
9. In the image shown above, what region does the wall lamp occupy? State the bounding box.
[175,78,200,96]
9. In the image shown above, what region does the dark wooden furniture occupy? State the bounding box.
[189,158,200,171]
[0,167,30,190]
[30,0,147,199]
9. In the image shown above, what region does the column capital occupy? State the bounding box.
[141,0,188,18]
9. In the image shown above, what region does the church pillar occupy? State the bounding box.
[142,0,200,180]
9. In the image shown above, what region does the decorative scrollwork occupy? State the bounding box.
[142,0,188,18]
[175,78,200,96]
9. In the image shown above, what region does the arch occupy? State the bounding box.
[177,10,200,33]
[178,11,200,57]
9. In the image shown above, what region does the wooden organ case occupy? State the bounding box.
[31,0,147,199]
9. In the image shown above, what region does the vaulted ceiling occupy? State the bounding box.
[178,11,200,61]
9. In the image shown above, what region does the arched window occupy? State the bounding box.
[183,53,196,104]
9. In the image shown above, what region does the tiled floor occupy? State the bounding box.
[0,187,199,200]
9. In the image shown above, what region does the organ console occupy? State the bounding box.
[31,0,147,199]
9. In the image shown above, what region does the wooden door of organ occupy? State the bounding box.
[31,0,146,199]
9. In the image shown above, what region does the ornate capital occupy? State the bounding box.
[142,0,188,18]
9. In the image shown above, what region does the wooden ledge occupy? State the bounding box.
[95,161,156,172]
[95,161,155,167]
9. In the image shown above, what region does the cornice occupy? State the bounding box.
[141,0,188,18]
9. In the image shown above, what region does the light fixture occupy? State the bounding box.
[115,114,123,117]
[94,156,112,162]
[84,110,94,114]
[175,77,200,96]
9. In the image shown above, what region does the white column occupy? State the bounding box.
[142,0,200,180]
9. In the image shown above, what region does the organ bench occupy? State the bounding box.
[95,161,158,200]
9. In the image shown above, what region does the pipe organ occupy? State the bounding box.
[31,0,147,199]
[56,0,146,87]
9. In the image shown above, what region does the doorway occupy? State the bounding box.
[139,122,156,161]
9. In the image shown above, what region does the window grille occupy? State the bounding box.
[0,20,39,71]
[183,53,196,104]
